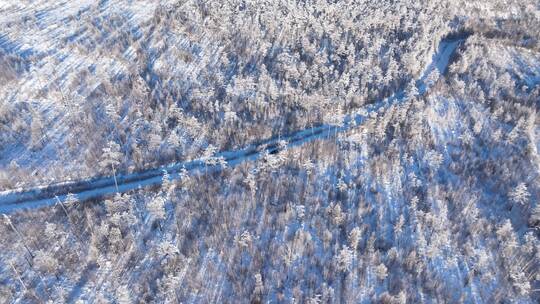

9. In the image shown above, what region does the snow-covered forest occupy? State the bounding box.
[0,0,539,303]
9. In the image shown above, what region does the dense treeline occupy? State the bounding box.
[1,86,539,301]
[1,0,540,302]
[0,0,451,189]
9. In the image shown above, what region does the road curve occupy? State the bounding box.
[0,34,468,213]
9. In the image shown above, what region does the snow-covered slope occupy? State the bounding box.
[0,0,165,184]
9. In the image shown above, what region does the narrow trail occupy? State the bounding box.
[0,35,468,213]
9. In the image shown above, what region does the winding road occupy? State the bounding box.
[0,35,468,213]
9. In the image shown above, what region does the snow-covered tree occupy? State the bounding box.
[335,245,353,272]
[509,183,530,206]
[147,196,166,224]
[374,263,388,281]
[100,141,122,192]
[34,250,58,276]
[116,285,132,304]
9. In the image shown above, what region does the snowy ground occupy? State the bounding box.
[0,0,162,186]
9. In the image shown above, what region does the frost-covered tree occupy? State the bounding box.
[348,227,362,250]
[147,196,166,230]
[30,113,44,150]
[64,193,79,208]
[2,214,34,258]
[100,141,122,192]
[374,263,388,281]
[33,250,58,276]
[530,204,540,226]
[116,285,132,304]
[335,245,354,272]
[158,240,179,258]
[509,183,530,206]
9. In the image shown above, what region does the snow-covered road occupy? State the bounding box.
[0,35,467,213]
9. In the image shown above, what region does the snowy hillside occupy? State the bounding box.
[0,0,539,303]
